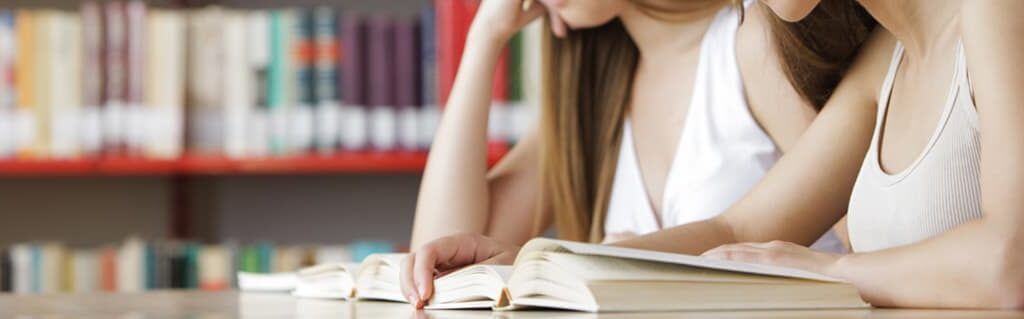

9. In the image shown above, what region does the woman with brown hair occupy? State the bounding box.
[401,0,873,308]
[408,0,1024,309]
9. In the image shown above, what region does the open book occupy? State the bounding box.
[291,262,361,299]
[349,238,868,312]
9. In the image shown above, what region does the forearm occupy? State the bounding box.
[832,219,1023,308]
[613,218,740,255]
[411,38,506,248]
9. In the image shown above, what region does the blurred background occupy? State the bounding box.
[0,0,541,293]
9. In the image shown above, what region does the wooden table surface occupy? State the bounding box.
[0,291,1021,318]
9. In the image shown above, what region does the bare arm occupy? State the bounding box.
[410,1,566,250]
[818,1,1024,308]
[614,29,892,254]
[695,2,1024,308]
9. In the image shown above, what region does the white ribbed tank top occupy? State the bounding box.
[847,41,983,252]
[603,2,781,239]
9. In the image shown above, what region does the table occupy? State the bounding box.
[0,291,1021,318]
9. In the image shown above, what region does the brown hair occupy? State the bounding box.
[537,0,875,242]
[765,0,877,109]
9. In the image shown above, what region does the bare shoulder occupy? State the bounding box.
[836,27,897,107]
[735,4,816,153]
[959,0,1024,112]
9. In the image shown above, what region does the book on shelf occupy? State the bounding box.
[0,238,394,294]
[0,1,539,162]
[246,238,868,313]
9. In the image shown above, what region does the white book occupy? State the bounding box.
[237,272,297,293]
[143,10,185,159]
[71,250,99,293]
[9,244,32,293]
[291,262,361,300]
[223,11,251,159]
[353,253,406,302]
[116,237,145,293]
[350,238,867,312]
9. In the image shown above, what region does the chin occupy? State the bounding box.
[761,0,819,22]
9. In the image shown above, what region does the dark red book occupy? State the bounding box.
[435,0,478,106]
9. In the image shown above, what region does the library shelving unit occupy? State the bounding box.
[0,148,508,176]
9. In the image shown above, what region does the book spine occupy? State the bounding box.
[10,244,30,293]
[312,6,339,155]
[368,16,396,151]
[394,17,421,151]
[338,14,366,151]
[267,10,292,156]
[13,11,34,159]
[186,8,225,155]
[32,11,52,159]
[100,246,116,292]
[223,11,251,159]
[49,12,82,159]
[102,1,127,156]
[0,10,15,159]
[290,9,315,154]
[0,248,9,292]
[435,0,478,106]
[418,5,439,149]
[124,0,145,156]
[245,11,270,158]
[143,10,185,159]
[80,2,104,157]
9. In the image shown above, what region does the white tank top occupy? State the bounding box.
[603,3,780,239]
[847,41,983,252]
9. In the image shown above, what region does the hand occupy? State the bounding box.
[469,0,568,47]
[400,233,521,309]
[701,241,844,277]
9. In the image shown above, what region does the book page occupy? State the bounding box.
[518,238,840,282]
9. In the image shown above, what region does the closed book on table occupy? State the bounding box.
[350,238,868,312]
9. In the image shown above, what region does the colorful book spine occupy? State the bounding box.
[124,0,145,156]
[312,6,339,155]
[0,248,10,292]
[290,9,315,154]
[267,10,293,156]
[418,5,439,149]
[80,2,104,157]
[9,244,30,293]
[13,10,35,158]
[368,15,396,151]
[435,0,478,106]
[0,10,15,159]
[394,17,421,151]
[102,1,128,155]
[338,13,367,151]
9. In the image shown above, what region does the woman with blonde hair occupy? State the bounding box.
[402,0,873,308]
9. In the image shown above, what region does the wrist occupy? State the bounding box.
[828,253,856,281]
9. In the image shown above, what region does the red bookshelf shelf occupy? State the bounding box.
[0,148,508,176]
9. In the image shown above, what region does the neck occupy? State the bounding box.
[619,1,726,64]
[859,0,961,59]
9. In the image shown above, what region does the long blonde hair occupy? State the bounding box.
[537,0,874,243]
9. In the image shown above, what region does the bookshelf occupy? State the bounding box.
[0,148,508,176]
